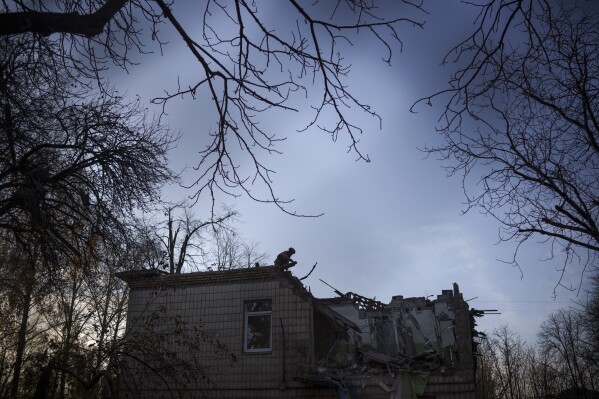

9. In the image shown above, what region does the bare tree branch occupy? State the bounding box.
[0,0,127,37]
[416,1,599,277]
[0,0,425,215]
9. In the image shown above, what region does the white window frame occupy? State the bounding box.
[243,300,272,353]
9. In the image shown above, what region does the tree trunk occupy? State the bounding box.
[59,274,81,398]
[10,265,34,399]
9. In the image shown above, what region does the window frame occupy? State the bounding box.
[243,299,272,353]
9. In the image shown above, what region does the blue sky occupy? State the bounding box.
[110,1,593,345]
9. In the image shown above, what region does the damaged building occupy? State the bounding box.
[117,266,479,398]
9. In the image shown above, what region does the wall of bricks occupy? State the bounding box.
[122,268,328,398]
[120,269,476,399]
[453,296,475,379]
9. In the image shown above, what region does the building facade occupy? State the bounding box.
[117,266,477,399]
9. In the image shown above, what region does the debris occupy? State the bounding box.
[300,262,318,280]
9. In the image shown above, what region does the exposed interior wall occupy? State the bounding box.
[312,308,358,367]
[323,284,475,377]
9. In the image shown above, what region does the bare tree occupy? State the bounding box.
[0,0,425,214]
[0,33,176,397]
[415,1,599,281]
[582,275,599,370]
[0,34,175,258]
[525,345,564,399]
[208,224,268,270]
[141,204,268,272]
[539,308,596,394]
[474,312,599,399]
[0,221,240,398]
[476,338,501,399]
[478,325,561,399]
[153,204,236,274]
[0,236,41,399]
[489,325,528,399]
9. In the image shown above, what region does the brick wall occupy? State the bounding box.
[122,269,331,398]
[119,270,476,399]
[452,285,475,380]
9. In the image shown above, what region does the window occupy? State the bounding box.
[244,300,272,353]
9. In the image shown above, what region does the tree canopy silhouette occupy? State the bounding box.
[415,1,599,281]
[1,0,425,215]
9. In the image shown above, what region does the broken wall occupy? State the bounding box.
[323,284,474,376]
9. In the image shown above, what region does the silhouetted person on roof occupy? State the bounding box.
[274,247,297,268]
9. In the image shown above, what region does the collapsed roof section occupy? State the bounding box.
[318,282,478,378]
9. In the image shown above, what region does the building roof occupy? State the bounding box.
[116,265,293,289]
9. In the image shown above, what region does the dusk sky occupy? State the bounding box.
[110,1,593,345]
